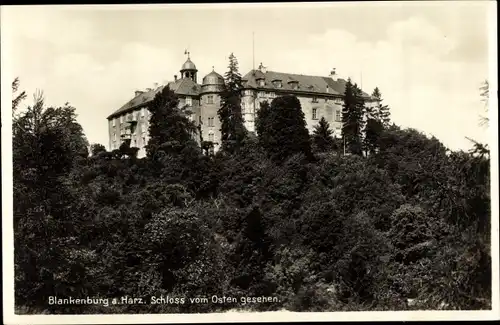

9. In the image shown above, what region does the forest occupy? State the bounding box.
[12,54,491,314]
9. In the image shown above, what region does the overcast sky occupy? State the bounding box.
[2,2,494,150]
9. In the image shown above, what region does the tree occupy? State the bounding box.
[90,143,106,156]
[146,86,198,159]
[372,87,391,128]
[12,77,27,114]
[255,100,271,138]
[363,87,387,155]
[13,90,91,308]
[218,53,246,153]
[257,95,312,162]
[341,79,365,155]
[312,117,334,153]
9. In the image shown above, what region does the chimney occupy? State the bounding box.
[174,75,178,82]
[135,90,144,97]
[259,62,267,74]
[330,68,336,78]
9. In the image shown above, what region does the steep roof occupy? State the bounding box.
[107,78,201,119]
[241,69,371,98]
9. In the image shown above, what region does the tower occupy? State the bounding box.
[180,51,198,83]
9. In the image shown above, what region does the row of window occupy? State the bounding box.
[112,108,147,126]
[253,92,343,104]
[113,130,148,141]
[111,135,147,149]
[312,108,342,121]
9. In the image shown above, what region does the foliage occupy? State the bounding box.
[13,78,491,313]
[90,143,106,156]
[341,79,365,155]
[218,53,246,154]
[372,87,391,128]
[312,117,335,153]
[257,95,312,162]
[146,86,198,160]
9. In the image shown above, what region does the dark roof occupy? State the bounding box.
[181,58,197,71]
[202,70,224,85]
[107,78,201,119]
[241,69,371,98]
[168,77,201,96]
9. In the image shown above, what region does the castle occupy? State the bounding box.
[107,53,375,157]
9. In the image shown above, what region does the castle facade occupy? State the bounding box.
[107,54,375,157]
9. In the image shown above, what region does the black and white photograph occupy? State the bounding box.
[1,1,498,324]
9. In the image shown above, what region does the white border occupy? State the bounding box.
[2,2,499,324]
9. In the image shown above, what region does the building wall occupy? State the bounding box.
[108,107,151,157]
[199,93,222,152]
[109,87,377,156]
[243,90,344,138]
[241,90,259,132]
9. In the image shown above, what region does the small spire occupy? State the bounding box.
[212,66,215,71]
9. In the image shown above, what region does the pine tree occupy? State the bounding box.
[341,79,365,155]
[255,100,271,138]
[218,53,246,154]
[372,87,391,128]
[257,95,312,162]
[312,117,335,153]
[363,87,386,155]
[146,86,197,159]
[12,77,27,114]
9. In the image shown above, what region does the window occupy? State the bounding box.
[258,79,265,87]
[112,119,116,126]
[241,102,246,114]
[269,92,276,98]
[141,107,145,117]
[186,96,192,106]
[207,95,214,104]
[335,97,343,105]
[113,133,116,141]
[335,110,341,122]
[208,133,214,142]
[312,97,319,103]
[208,117,215,127]
[258,91,265,98]
[120,115,124,123]
[312,108,318,120]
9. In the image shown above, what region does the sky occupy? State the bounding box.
[1,2,495,151]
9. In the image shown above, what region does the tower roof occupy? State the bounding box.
[202,69,224,85]
[181,57,197,71]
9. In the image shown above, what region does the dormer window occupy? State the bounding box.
[288,80,299,90]
[272,79,282,88]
